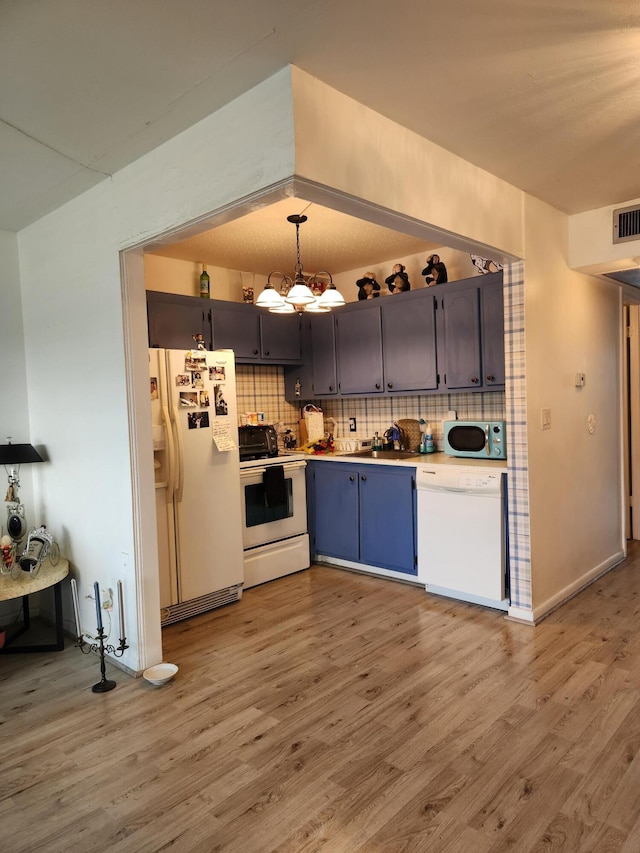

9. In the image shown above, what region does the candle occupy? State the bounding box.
[70,578,82,639]
[94,581,103,631]
[117,580,125,640]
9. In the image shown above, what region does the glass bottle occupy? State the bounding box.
[199,265,210,298]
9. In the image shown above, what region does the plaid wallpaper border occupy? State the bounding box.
[503,261,531,609]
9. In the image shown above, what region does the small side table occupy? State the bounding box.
[0,558,69,653]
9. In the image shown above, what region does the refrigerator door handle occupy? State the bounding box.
[172,403,185,503]
[162,402,176,500]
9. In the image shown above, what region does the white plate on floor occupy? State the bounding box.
[143,663,178,685]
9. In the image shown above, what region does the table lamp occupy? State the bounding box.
[0,438,44,541]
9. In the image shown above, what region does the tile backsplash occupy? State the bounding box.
[236,365,505,449]
[236,365,300,441]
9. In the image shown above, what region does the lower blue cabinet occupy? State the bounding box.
[313,464,360,561]
[308,461,417,575]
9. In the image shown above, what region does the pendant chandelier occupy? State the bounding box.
[256,214,346,314]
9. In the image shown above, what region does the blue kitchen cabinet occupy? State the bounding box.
[147,291,212,350]
[211,300,301,363]
[336,303,384,394]
[260,312,302,361]
[481,274,505,387]
[308,461,417,575]
[382,289,438,392]
[311,462,360,560]
[211,300,260,359]
[311,312,338,396]
[439,284,482,390]
[285,318,313,400]
[359,466,416,574]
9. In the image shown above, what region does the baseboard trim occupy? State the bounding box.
[507,548,626,625]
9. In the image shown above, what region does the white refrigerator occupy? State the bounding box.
[149,347,244,625]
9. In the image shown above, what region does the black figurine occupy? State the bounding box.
[422,254,448,285]
[356,272,381,300]
[385,264,411,293]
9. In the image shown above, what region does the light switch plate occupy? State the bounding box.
[541,408,551,430]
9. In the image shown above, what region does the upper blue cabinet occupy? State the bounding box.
[284,271,504,401]
[382,289,438,392]
[336,303,384,394]
[147,290,213,350]
[211,300,302,364]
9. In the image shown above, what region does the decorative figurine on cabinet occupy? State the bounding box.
[422,254,448,285]
[470,255,504,275]
[385,263,411,293]
[356,272,381,300]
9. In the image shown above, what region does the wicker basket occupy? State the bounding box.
[397,418,421,452]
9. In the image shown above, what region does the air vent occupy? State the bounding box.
[613,205,640,243]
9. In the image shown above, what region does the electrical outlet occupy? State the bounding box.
[349,417,357,432]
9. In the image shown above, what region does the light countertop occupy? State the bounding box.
[300,450,508,474]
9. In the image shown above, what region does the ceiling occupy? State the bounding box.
[149,197,439,275]
[3,1,640,238]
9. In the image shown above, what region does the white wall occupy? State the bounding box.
[16,68,297,672]
[144,254,258,302]
[0,230,30,450]
[524,196,624,617]
[0,230,35,625]
[292,68,525,262]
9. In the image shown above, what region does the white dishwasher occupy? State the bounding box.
[416,463,508,610]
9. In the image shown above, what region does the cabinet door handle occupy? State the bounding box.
[329,385,334,392]
[471,376,479,384]
[253,349,259,355]
[375,383,381,390]
[387,382,393,389]
[361,475,367,482]
[264,350,270,356]
[486,374,495,382]
[349,475,355,482]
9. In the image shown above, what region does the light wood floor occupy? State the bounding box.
[3,546,640,852]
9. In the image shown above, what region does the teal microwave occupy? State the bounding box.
[443,420,506,459]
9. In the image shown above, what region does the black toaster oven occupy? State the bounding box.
[238,424,279,461]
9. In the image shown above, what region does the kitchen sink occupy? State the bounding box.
[346,449,421,460]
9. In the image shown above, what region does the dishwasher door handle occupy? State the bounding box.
[425,486,474,495]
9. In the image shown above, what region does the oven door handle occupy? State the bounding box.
[240,461,307,479]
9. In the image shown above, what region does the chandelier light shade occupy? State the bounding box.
[257,214,346,314]
[255,272,286,309]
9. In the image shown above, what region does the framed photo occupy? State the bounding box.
[214,384,228,416]
[209,365,226,382]
[187,411,210,430]
[179,391,198,407]
[185,354,206,371]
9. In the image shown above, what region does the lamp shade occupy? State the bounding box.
[255,286,286,309]
[0,443,44,465]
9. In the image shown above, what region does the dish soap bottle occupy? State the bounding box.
[425,424,434,453]
[373,431,382,450]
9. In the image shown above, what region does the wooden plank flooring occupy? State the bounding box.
[3,545,640,852]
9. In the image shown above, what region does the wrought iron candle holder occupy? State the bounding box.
[76,629,128,693]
